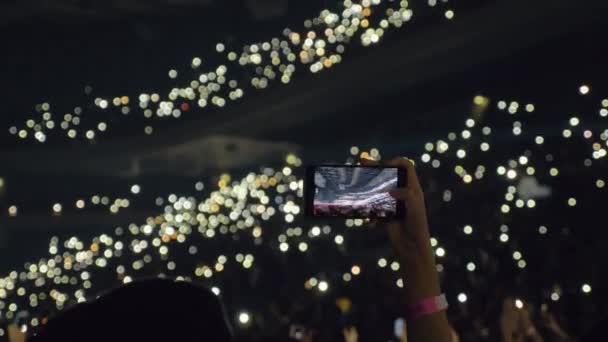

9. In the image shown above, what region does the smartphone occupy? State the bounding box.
[305,165,406,219]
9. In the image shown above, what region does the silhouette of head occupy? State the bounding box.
[29,278,233,342]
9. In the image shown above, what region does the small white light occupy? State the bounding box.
[435,247,446,257]
[238,311,250,325]
[318,281,329,292]
[457,293,467,303]
[582,284,592,294]
[515,299,524,309]
[512,251,522,260]
[463,225,473,235]
[130,184,141,194]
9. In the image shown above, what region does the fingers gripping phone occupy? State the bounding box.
[305,165,406,219]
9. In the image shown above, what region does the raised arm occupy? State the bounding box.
[363,157,452,342]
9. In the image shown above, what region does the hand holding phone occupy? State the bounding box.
[363,157,452,341]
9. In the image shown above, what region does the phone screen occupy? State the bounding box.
[306,165,405,218]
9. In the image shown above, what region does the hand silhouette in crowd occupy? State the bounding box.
[342,326,359,342]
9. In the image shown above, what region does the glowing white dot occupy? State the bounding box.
[130,184,141,194]
[499,233,509,242]
[579,85,590,95]
[238,312,250,325]
[512,251,522,260]
[551,292,560,301]
[569,117,580,126]
[506,169,517,179]
[390,261,400,271]
[526,199,536,208]
[515,299,524,309]
[582,284,592,294]
[211,287,220,295]
[463,225,473,235]
[52,203,62,213]
[435,247,446,257]
[568,198,577,206]
[539,226,548,234]
[518,156,528,165]
[334,235,344,245]
[318,281,329,292]
[525,104,535,112]
[457,293,467,303]
[466,262,476,271]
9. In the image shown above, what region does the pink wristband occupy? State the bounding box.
[405,294,449,320]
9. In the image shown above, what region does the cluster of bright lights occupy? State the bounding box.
[0,153,306,326]
[2,86,605,329]
[8,0,453,143]
[415,88,606,305]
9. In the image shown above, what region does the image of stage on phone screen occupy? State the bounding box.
[312,166,399,218]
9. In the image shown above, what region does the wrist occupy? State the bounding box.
[400,259,442,304]
[405,294,449,320]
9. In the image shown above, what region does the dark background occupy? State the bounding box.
[1,0,607,340]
